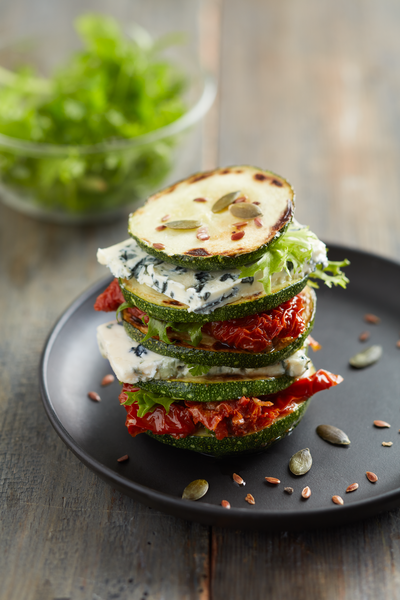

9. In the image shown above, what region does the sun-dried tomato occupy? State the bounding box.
[119,371,342,441]
[204,294,306,352]
[94,279,125,311]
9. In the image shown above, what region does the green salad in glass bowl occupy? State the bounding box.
[0,14,215,223]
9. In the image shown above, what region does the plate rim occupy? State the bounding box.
[39,244,400,531]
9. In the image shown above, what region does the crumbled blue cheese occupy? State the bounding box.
[97,321,309,384]
[97,238,264,314]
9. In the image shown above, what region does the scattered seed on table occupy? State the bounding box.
[366,471,378,483]
[316,424,350,445]
[364,313,380,324]
[265,477,280,485]
[245,493,255,505]
[284,487,294,494]
[233,473,245,486]
[346,483,359,493]
[301,487,311,499]
[349,345,382,368]
[88,391,101,402]
[117,455,129,462]
[101,374,115,386]
[359,331,370,342]
[396,340,400,349]
[221,500,231,509]
[382,442,393,447]
[374,420,390,428]
[332,495,344,505]
[289,448,312,475]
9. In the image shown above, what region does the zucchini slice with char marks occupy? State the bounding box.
[146,397,311,458]
[120,273,309,323]
[128,165,294,271]
[122,286,316,368]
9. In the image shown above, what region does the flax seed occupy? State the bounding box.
[233,473,245,485]
[153,243,165,250]
[366,471,378,483]
[359,331,370,342]
[265,477,280,484]
[301,486,311,499]
[101,374,115,386]
[221,500,231,509]
[117,455,129,462]
[346,483,359,493]
[88,391,101,402]
[231,231,245,241]
[364,313,380,324]
[332,495,344,505]
[245,493,255,505]
[373,420,390,428]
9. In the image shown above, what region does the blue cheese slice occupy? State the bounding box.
[97,320,309,384]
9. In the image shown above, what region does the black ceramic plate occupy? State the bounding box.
[40,246,400,531]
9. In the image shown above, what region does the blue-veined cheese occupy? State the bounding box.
[97,321,310,384]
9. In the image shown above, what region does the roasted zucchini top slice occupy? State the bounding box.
[128,166,294,271]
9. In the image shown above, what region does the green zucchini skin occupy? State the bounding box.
[136,373,295,402]
[145,398,311,457]
[130,226,288,272]
[120,274,309,324]
[122,317,314,368]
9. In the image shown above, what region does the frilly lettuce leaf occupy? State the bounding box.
[307,259,350,289]
[122,388,178,417]
[185,363,211,377]
[141,316,203,346]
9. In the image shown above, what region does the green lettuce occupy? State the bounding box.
[239,226,349,293]
[186,364,211,377]
[141,316,203,346]
[121,388,179,417]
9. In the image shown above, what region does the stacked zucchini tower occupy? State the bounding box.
[95,166,348,457]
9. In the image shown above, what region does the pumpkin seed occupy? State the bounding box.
[316,424,351,446]
[166,220,202,230]
[229,203,263,219]
[349,345,382,368]
[182,479,209,501]
[211,191,242,213]
[289,448,312,475]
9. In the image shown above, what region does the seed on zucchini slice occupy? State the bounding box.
[121,286,316,368]
[128,166,295,272]
[119,274,309,324]
[146,397,311,458]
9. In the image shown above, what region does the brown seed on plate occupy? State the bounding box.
[254,218,263,228]
[316,424,351,445]
[117,454,129,462]
[155,225,166,231]
[289,448,312,475]
[231,231,245,241]
[265,477,280,484]
[153,243,165,250]
[284,487,294,494]
[332,495,344,505]
[101,374,115,386]
[366,471,378,483]
[396,340,400,349]
[301,486,311,499]
[88,391,101,402]
[182,479,209,501]
[346,483,359,493]
[233,222,248,228]
[193,197,208,202]
[364,313,380,324]
[359,331,370,342]
[245,493,255,505]
[374,420,390,428]
[161,214,170,222]
[233,473,245,485]
[221,500,231,509]
[382,441,393,447]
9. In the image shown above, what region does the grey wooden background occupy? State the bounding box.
[1,0,400,598]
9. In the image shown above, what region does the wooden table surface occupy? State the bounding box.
[1,1,400,598]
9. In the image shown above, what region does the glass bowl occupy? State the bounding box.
[0,33,216,224]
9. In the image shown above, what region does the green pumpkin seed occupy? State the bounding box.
[289,448,312,476]
[211,191,242,213]
[229,203,263,219]
[182,479,209,501]
[349,345,382,368]
[316,424,351,446]
[166,220,202,230]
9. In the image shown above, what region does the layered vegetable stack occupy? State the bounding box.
[95,166,349,457]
